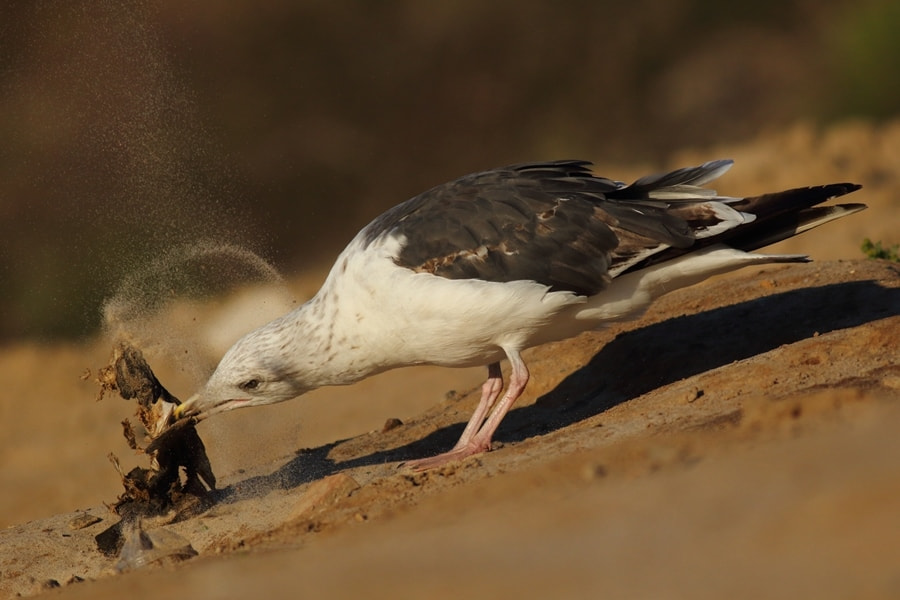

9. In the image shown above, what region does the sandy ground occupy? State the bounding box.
[1,122,898,599]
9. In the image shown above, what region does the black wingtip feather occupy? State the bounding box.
[726,202,867,253]
[731,182,863,218]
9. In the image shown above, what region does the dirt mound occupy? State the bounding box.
[1,257,897,598]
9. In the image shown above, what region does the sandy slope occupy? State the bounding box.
[1,257,897,599]
[1,122,899,599]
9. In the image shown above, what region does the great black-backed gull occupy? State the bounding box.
[174,159,864,469]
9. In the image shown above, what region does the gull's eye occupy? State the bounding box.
[239,378,261,391]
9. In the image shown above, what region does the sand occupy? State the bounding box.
[1,122,898,599]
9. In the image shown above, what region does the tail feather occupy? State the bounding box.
[622,181,865,274]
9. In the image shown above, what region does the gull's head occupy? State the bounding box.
[174,323,308,422]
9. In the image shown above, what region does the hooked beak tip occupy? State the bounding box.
[174,394,201,420]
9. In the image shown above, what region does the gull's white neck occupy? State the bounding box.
[269,236,405,389]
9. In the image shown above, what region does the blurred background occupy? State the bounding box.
[1,0,898,342]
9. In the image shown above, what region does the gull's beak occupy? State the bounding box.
[173,392,250,422]
[174,393,201,420]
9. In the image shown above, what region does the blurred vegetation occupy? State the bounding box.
[0,0,897,341]
[824,0,900,121]
[861,238,900,263]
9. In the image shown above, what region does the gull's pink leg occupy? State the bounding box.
[406,351,528,471]
[452,362,503,450]
[467,350,529,453]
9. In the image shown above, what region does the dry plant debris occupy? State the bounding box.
[93,344,216,561]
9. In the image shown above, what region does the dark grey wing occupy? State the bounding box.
[364,160,710,297]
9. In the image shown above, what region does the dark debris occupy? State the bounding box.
[94,343,216,556]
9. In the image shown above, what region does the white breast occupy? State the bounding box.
[319,232,587,370]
